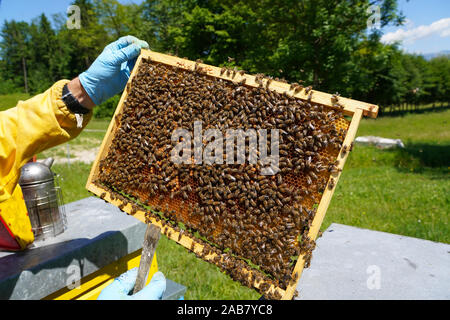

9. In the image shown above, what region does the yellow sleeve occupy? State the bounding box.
[0,80,92,203]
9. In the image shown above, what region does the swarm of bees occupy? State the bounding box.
[95,57,350,298]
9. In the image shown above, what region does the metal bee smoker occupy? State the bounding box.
[18,157,67,241]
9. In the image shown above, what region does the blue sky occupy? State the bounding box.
[381,0,450,54]
[0,0,144,26]
[0,0,448,55]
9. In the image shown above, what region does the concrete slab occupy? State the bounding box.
[355,136,405,149]
[296,223,450,300]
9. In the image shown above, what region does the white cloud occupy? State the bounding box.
[381,17,450,44]
[441,28,450,37]
[403,18,414,29]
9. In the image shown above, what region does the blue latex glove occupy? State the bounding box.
[97,268,166,300]
[79,35,149,105]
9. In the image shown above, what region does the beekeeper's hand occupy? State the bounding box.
[78,35,149,106]
[97,268,166,300]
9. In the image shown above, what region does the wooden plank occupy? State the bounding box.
[281,108,364,300]
[132,224,161,294]
[308,108,363,240]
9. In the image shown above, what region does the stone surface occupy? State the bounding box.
[355,136,405,149]
[296,223,450,300]
[0,196,185,300]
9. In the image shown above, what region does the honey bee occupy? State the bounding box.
[341,145,348,156]
[178,229,184,241]
[305,86,313,94]
[328,178,335,190]
[331,92,340,102]
[294,85,303,94]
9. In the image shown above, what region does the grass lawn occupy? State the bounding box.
[0,92,31,111]
[358,109,450,144]
[323,109,450,244]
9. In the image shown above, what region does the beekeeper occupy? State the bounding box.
[0,36,165,300]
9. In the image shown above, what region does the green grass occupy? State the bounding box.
[83,118,112,131]
[53,162,93,203]
[321,110,449,243]
[0,92,31,111]
[3,91,448,299]
[39,119,110,159]
[358,109,450,143]
[323,148,449,243]
[157,235,260,299]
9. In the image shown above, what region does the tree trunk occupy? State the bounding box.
[22,57,28,94]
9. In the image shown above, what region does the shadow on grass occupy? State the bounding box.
[388,142,450,177]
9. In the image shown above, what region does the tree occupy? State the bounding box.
[94,0,137,38]
[428,56,450,105]
[0,21,32,93]
[141,0,404,98]
[27,14,59,92]
[62,0,109,74]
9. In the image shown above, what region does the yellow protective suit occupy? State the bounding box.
[0,80,92,250]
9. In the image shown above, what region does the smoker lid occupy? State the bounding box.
[19,159,55,186]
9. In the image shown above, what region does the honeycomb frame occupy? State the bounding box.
[86,49,378,300]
